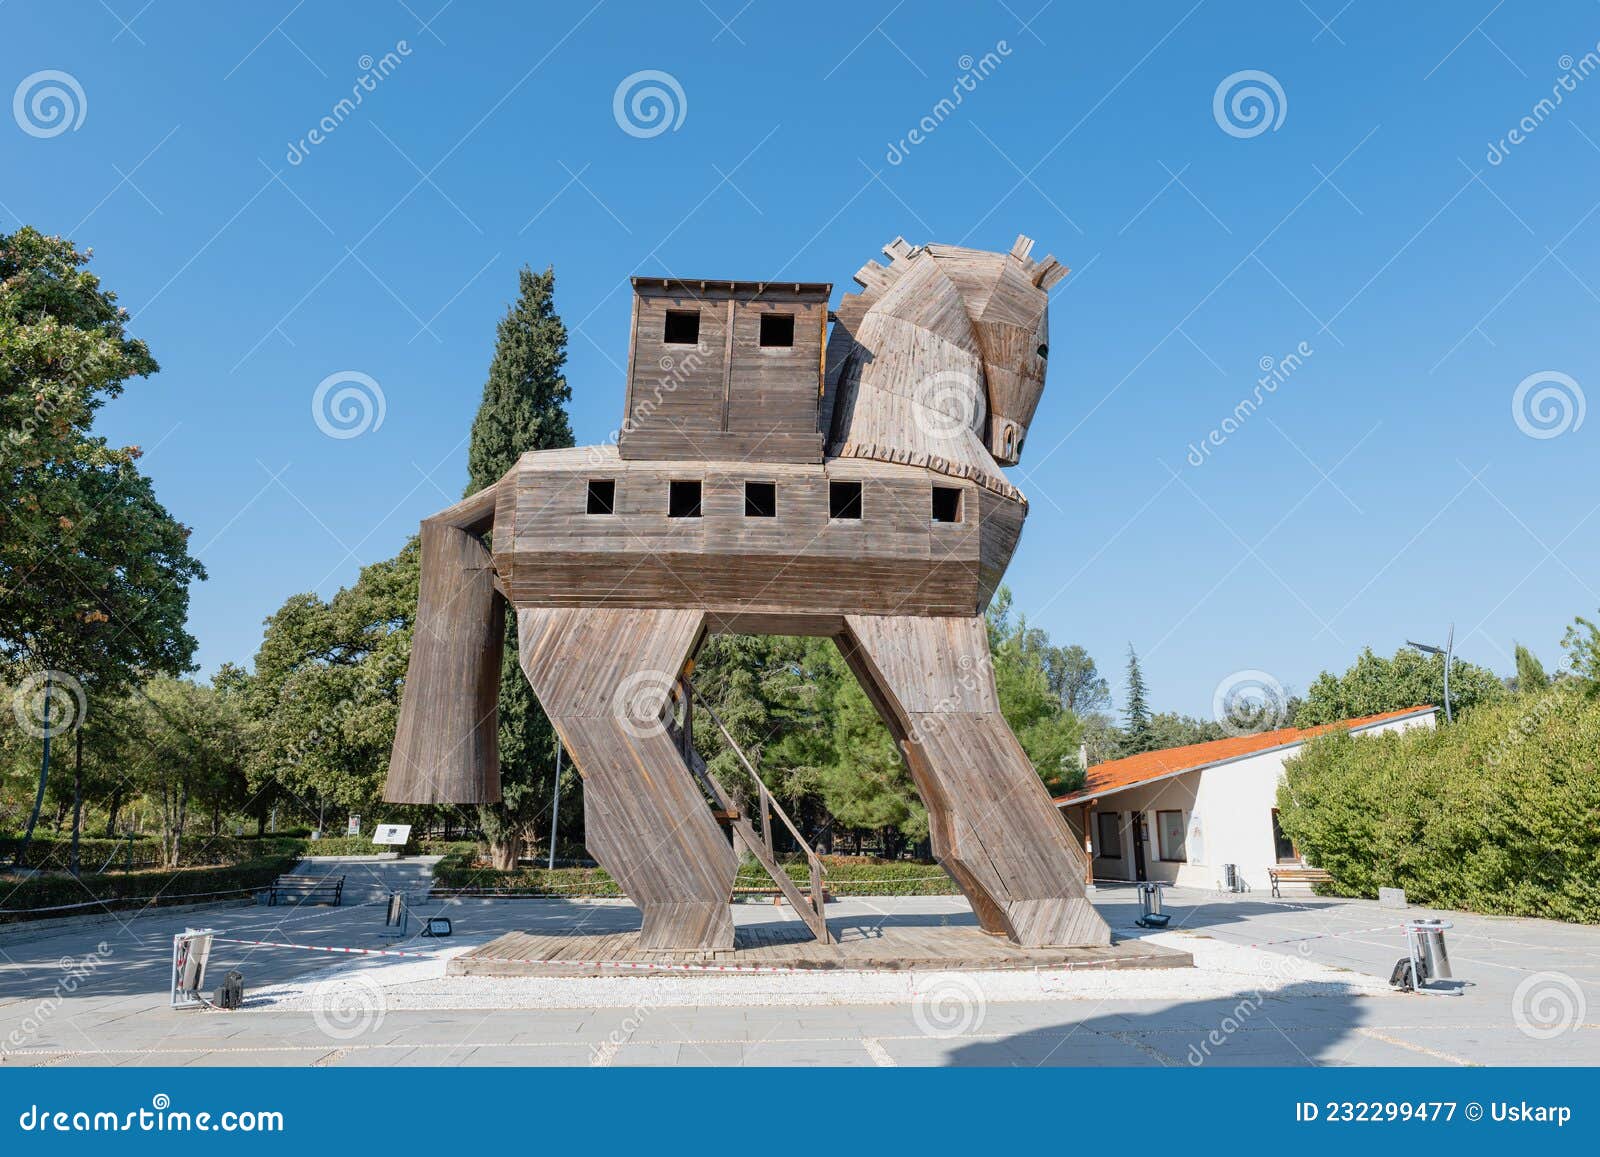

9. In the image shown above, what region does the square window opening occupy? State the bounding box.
[585,479,616,515]
[932,485,962,523]
[668,479,702,518]
[829,480,862,520]
[758,312,795,348]
[744,481,776,518]
[663,309,700,345]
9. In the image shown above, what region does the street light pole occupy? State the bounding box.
[1406,623,1455,724]
[547,740,563,871]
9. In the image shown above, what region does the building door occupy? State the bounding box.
[1271,808,1299,864]
[1131,813,1147,881]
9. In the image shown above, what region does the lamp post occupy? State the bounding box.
[1406,623,1455,724]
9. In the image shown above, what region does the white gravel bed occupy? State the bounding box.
[242,930,1392,1011]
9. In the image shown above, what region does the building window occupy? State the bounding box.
[758,312,795,348]
[931,485,962,523]
[663,309,700,345]
[585,479,615,515]
[667,479,702,518]
[1157,810,1187,862]
[1271,809,1299,864]
[744,481,776,518]
[829,480,862,520]
[1095,812,1121,859]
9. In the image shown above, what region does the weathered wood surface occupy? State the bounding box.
[837,614,1111,948]
[384,496,503,805]
[447,922,1188,976]
[515,606,737,951]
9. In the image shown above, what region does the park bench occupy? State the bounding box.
[267,873,345,907]
[1267,866,1332,898]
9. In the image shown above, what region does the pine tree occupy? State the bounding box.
[465,266,574,868]
[1121,644,1154,754]
[1513,642,1550,693]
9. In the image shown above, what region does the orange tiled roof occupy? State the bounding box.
[1052,706,1435,807]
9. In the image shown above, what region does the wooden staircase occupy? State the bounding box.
[666,678,830,944]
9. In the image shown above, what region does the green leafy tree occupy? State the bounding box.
[234,545,418,830]
[1561,615,1599,693]
[465,266,574,868]
[1,227,205,865]
[1120,645,1154,754]
[1294,646,1504,726]
[123,678,247,866]
[1512,642,1550,692]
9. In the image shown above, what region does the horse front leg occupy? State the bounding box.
[515,606,736,951]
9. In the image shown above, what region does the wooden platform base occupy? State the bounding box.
[448,922,1192,977]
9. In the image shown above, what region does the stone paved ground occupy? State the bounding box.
[1,860,1594,1067]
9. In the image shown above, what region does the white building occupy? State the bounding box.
[1055,706,1437,894]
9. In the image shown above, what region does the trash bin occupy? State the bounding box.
[1135,882,1170,928]
[1406,918,1452,981]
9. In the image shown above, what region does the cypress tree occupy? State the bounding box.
[465,266,575,868]
[1121,644,1154,755]
[1513,642,1550,693]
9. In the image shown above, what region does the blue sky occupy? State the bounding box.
[4,1,1597,719]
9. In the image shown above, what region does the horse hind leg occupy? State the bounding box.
[515,606,736,951]
[837,614,1111,948]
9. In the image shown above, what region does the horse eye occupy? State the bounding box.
[1036,343,1049,361]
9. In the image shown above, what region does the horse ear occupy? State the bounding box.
[1009,234,1035,261]
[1030,255,1068,290]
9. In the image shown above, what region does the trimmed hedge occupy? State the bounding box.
[1278,687,1600,922]
[0,855,299,923]
[0,835,308,871]
[432,852,959,896]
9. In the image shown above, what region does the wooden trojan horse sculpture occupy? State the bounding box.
[385,234,1112,952]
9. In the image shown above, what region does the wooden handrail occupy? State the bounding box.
[695,692,826,879]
